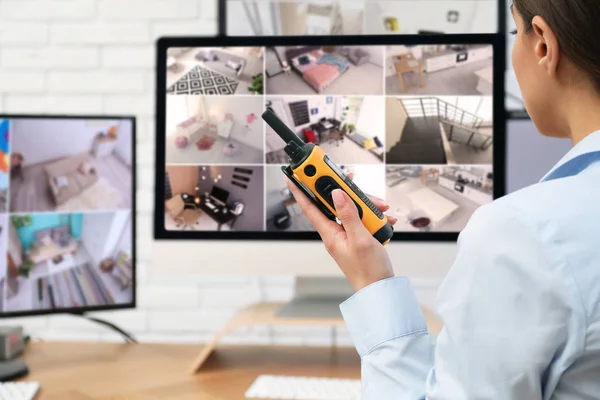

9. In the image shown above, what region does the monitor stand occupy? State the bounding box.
[189,277,442,374]
[275,277,354,319]
[70,313,138,343]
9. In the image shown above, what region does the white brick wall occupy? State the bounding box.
[0,0,441,346]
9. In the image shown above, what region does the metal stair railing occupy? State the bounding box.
[441,120,493,150]
[398,97,491,149]
[398,97,484,128]
[436,98,484,128]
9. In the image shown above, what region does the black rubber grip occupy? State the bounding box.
[315,176,364,220]
[373,222,394,244]
[281,166,336,222]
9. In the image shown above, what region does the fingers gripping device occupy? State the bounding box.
[262,109,394,245]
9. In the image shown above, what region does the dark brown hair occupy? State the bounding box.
[513,0,600,91]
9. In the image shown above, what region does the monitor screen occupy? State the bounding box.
[155,34,505,241]
[0,115,136,317]
[210,185,230,204]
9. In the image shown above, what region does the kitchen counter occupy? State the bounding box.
[463,180,493,195]
[461,44,492,50]
[422,48,457,60]
[439,174,493,210]
[441,173,493,195]
[421,45,494,73]
[423,44,491,60]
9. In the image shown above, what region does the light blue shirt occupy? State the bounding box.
[340,130,600,399]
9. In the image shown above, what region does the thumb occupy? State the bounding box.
[332,189,368,239]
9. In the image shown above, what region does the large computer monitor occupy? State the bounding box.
[153,34,505,275]
[0,115,136,317]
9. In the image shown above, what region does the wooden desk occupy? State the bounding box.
[310,118,341,144]
[195,196,237,231]
[393,54,424,93]
[20,342,360,400]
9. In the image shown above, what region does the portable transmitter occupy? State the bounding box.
[262,109,394,245]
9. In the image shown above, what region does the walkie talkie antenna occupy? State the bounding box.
[262,109,309,164]
[262,109,305,147]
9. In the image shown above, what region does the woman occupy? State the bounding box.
[286,1,600,398]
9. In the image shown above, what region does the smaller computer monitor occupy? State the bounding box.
[210,186,229,204]
[0,114,136,317]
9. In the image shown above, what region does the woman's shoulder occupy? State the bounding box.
[457,174,600,328]
[464,183,552,235]
[472,174,598,236]
[461,176,600,271]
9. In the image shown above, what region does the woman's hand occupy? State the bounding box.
[286,174,397,291]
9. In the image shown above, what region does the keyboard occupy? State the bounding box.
[0,381,40,399]
[245,375,361,399]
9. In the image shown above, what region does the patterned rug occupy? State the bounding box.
[167,65,239,95]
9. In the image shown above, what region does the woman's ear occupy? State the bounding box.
[532,15,560,78]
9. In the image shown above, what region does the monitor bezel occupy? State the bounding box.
[0,113,137,319]
[155,33,506,242]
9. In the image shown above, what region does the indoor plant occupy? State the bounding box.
[248,73,264,95]
[18,259,34,278]
[11,214,31,228]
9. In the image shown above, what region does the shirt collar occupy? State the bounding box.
[540,130,600,182]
